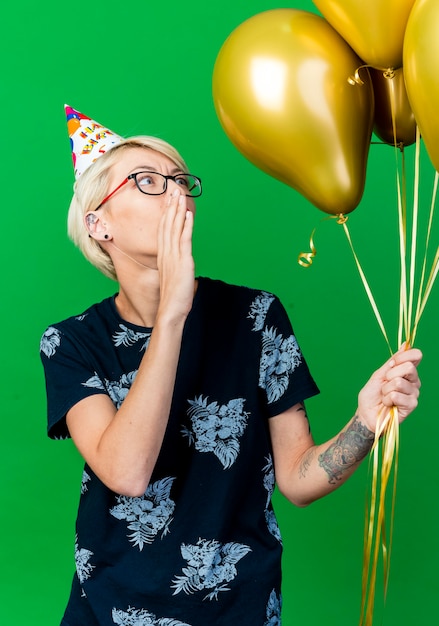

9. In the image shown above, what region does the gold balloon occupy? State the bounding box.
[313,0,416,69]
[404,0,439,171]
[212,9,374,215]
[370,68,416,146]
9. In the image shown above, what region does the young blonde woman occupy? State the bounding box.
[40,106,422,626]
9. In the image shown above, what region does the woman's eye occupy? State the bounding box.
[138,175,154,186]
[175,176,189,188]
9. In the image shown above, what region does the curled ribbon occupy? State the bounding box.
[297,228,317,267]
[297,214,348,268]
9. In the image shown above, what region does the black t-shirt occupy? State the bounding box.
[40,277,319,626]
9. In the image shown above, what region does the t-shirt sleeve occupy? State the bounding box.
[257,294,319,417]
[40,324,108,439]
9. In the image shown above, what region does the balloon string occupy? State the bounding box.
[403,128,439,346]
[413,246,439,339]
[411,166,439,344]
[340,218,399,624]
[340,220,392,355]
[402,126,439,345]
[408,127,421,338]
[360,84,405,626]
[360,406,400,626]
[399,151,409,344]
[393,101,408,347]
[360,116,439,625]
[360,411,380,624]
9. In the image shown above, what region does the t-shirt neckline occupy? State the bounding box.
[107,277,205,332]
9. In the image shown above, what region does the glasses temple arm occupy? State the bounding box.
[95,177,130,210]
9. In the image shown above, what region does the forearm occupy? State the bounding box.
[272,347,421,507]
[281,414,375,507]
[73,315,187,496]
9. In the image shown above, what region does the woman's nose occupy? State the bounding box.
[166,181,190,203]
[166,178,182,195]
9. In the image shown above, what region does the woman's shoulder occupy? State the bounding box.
[195,277,281,331]
[41,295,116,337]
[198,276,278,303]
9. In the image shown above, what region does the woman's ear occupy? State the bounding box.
[84,212,112,241]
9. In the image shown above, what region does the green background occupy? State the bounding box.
[1,1,437,624]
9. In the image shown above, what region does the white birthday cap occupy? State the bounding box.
[65,104,123,178]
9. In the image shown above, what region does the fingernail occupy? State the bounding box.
[173,189,180,197]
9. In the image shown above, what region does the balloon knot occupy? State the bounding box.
[383,68,396,79]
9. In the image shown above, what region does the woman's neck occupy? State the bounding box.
[115,272,161,328]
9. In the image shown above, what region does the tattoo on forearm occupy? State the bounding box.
[318,416,375,484]
[299,448,315,478]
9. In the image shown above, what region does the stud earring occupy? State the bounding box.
[104,234,109,239]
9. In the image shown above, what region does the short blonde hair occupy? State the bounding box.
[67,136,189,280]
